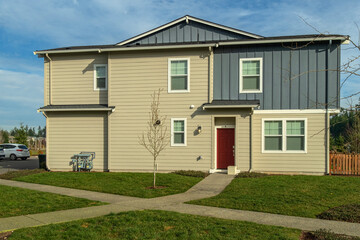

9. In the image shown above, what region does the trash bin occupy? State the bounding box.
[38,154,46,169]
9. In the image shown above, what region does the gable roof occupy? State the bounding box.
[116,15,263,46]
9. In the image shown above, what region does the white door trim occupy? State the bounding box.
[214,125,235,171]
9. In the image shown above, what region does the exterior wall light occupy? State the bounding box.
[197,125,202,133]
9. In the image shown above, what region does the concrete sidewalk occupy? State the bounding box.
[1,173,360,237]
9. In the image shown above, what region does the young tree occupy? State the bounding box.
[2,130,9,143]
[139,89,169,188]
[14,124,29,146]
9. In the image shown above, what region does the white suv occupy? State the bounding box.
[0,144,30,160]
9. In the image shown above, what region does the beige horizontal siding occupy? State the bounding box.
[49,53,108,105]
[47,112,108,171]
[252,113,326,173]
[109,49,212,171]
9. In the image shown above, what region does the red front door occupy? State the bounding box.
[217,128,235,169]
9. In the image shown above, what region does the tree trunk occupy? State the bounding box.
[153,157,156,188]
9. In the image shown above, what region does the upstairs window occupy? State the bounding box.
[171,118,187,146]
[168,59,190,93]
[94,64,107,90]
[239,58,262,93]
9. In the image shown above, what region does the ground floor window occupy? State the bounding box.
[263,118,306,153]
[171,118,187,146]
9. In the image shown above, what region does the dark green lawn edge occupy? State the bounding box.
[187,175,360,220]
[6,171,202,198]
[0,184,105,218]
[8,210,301,240]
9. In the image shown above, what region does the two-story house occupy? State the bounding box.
[35,15,348,174]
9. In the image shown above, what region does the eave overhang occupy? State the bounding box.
[202,100,260,110]
[37,105,115,112]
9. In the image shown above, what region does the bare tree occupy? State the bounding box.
[139,89,169,188]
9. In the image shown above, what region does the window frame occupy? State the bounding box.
[168,58,190,93]
[171,118,187,146]
[239,57,263,93]
[262,118,307,154]
[93,64,108,91]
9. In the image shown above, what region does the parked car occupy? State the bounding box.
[0,146,4,159]
[0,144,30,160]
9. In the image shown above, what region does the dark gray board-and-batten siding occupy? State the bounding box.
[213,42,341,109]
[125,21,253,46]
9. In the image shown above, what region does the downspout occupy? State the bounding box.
[208,46,212,103]
[45,53,52,105]
[40,111,50,171]
[249,108,254,172]
[325,40,331,174]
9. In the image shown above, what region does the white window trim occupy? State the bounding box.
[171,118,187,146]
[262,118,307,154]
[168,58,190,93]
[239,57,263,93]
[93,64,108,91]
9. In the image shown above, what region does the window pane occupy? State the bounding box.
[171,76,187,90]
[97,78,106,89]
[242,60,260,75]
[96,66,106,77]
[174,133,184,144]
[173,120,184,132]
[265,136,282,150]
[242,76,259,90]
[265,121,282,135]
[287,136,304,150]
[171,60,187,75]
[287,121,304,135]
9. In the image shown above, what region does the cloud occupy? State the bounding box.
[0,69,43,106]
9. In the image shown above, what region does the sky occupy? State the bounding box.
[0,0,359,130]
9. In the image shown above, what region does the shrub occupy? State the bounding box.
[302,229,360,240]
[236,172,268,178]
[173,170,209,178]
[316,204,360,223]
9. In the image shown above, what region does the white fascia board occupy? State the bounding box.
[38,108,114,112]
[219,36,348,47]
[116,16,261,46]
[34,43,215,55]
[253,109,340,114]
[203,105,258,110]
[186,16,262,39]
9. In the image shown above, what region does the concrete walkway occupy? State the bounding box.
[1,174,360,237]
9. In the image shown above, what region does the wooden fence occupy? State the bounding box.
[329,152,360,175]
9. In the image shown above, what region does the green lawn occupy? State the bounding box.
[0,185,104,218]
[8,210,301,240]
[188,175,360,218]
[11,172,202,198]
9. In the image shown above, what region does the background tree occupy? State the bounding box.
[2,130,9,143]
[139,89,168,188]
[346,113,360,153]
[14,124,29,146]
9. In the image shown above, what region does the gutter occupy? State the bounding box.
[34,43,217,55]
[202,104,259,110]
[218,36,348,47]
[45,53,52,105]
[34,36,348,56]
[38,108,115,112]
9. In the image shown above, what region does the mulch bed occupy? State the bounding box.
[0,231,13,240]
[146,186,167,189]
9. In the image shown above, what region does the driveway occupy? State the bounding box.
[0,156,39,174]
